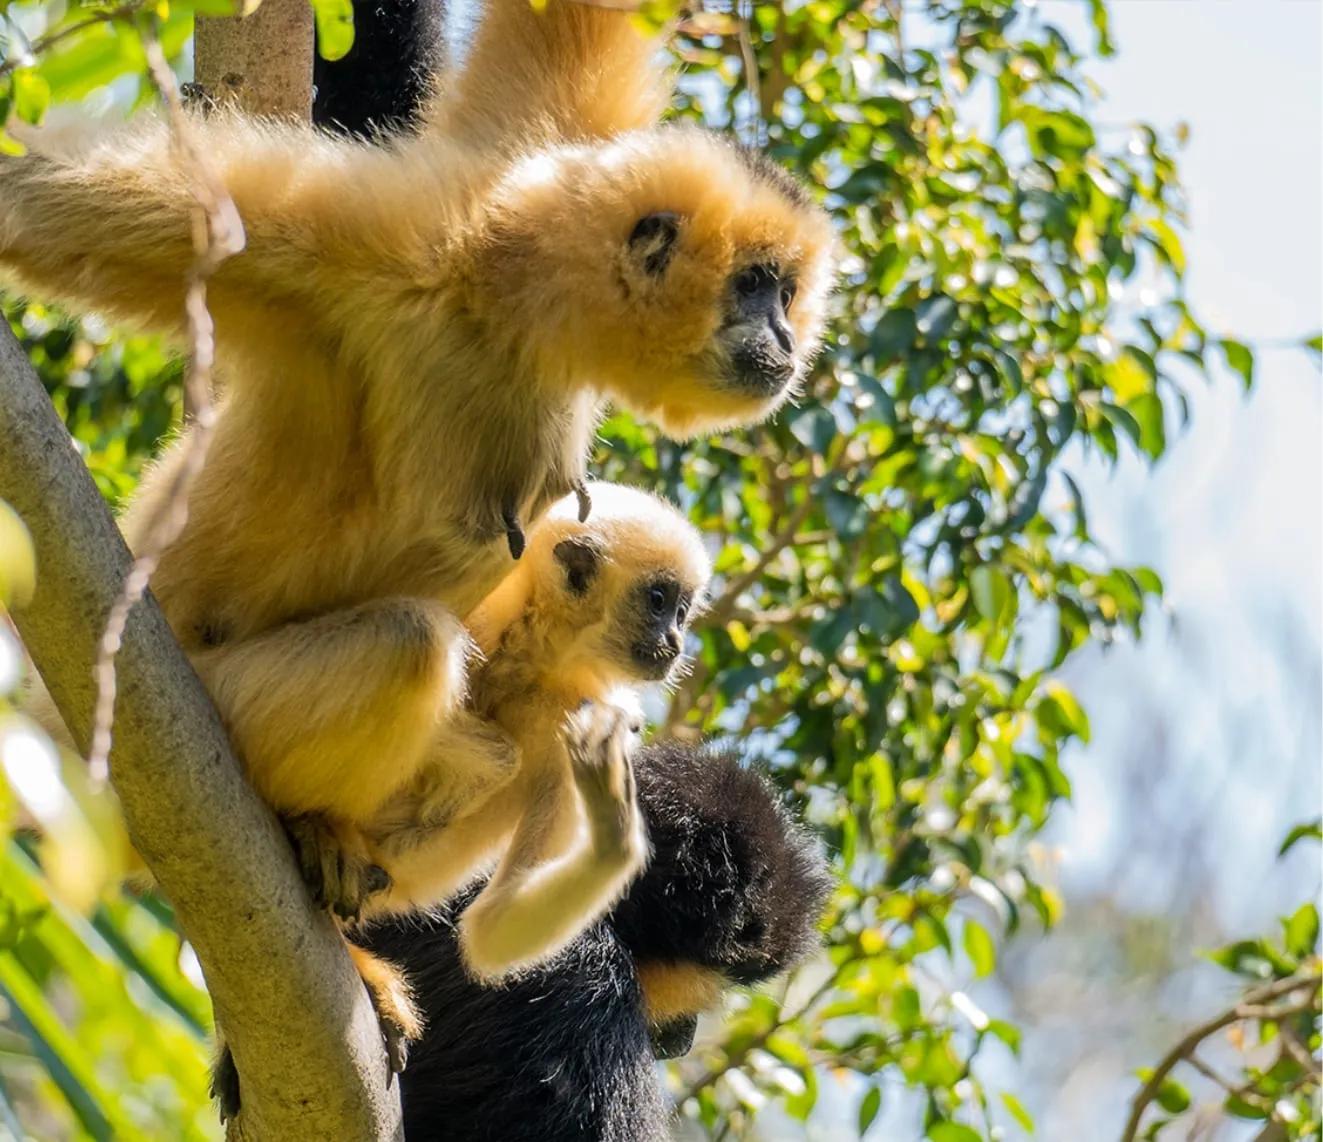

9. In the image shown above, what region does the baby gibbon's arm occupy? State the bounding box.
[459,704,648,980]
[0,119,437,342]
[437,0,672,146]
[191,598,471,822]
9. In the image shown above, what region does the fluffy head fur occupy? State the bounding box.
[614,740,832,986]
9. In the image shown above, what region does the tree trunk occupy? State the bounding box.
[194,0,314,118]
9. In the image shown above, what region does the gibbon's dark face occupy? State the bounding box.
[629,214,799,400]
[622,573,694,681]
[551,538,699,684]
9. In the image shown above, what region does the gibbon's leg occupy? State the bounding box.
[191,597,471,823]
[346,942,421,1076]
[436,0,672,145]
[0,120,422,342]
[458,703,648,980]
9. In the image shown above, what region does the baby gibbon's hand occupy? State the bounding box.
[563,702,645,859]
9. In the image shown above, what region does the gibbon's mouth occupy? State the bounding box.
[630,641,679,680]
[649,1015,699,1059]
[726,339,796,396]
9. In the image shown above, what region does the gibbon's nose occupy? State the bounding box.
[769,312,796,356]
[663,628,682,657]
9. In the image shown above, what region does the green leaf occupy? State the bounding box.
[929,1123,981,1142]
[962,918,996,979]
[857,1086,881,1135]
[1123,392,1166,459]
[1279,818,1322,856]
[1282,902,1319,959]
[1305,333,1322,359]
[1155,1077,1191,1114]
[970,565,1012,621]
[311,0,356,61]
[1219,339,1254,389]
[1001,1091,1034,1132]
[11,69,50,126]
[0,500,36,609]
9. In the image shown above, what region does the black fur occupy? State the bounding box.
[313,1,443,138]
[360,741,831,1141]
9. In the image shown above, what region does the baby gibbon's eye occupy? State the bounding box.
[648,584,668,615]
[780,282,797,312]
[676,602,689,627]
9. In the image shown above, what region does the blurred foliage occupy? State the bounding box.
[1124,828,1320,1141]
[0,0,1316,1139]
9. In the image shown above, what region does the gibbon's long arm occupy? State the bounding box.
[459,707,647,979]
[437,0,673,145]
[191,598,470,821]
[0,120,442,348]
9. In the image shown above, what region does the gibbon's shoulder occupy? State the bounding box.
[614,739,833,984]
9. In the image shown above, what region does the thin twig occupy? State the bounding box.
[86,23,244,785]
[1120,971,1322,1142]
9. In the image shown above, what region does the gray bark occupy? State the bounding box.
[0,327,402,1139]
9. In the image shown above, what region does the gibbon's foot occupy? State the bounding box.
[563,703,643,852]
[284,814,391,923]
[347,943,421,1082]
[572,478,592,522]
[210,1043,241,1124]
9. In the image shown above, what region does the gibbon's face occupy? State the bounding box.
[524,485,711,687]
[486,128,836,439]
[603,131,837,438]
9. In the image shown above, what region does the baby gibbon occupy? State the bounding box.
[0,0,834,903]
[349,484,712,981]
[358,739,832,1142]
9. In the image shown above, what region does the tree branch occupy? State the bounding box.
[194,0,314,117]
[1120,970,1321,1142]
[0,326,403,1139]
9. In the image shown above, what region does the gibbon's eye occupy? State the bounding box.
[734,265,767,297]
[780,282,797,313]
[676,601,689,627]
[648,584,668,615]
[629,211,681,276]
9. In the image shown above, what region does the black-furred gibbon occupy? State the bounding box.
[312,0,445,138]
[359,739,833,1142]
[1,0,834,902]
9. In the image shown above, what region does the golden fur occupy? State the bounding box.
[0,0,833,841]
[351,484,712,980]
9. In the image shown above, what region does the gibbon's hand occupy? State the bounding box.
[563,702,643,857]
[283,813,391,924]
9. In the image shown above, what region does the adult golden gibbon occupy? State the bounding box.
[0,0,834,863]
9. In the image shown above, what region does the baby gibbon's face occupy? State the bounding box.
[550,536,703,686]
[522,485,711,688]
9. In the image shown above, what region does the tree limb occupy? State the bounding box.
[0,328,403,1138]
[194,0,314,117]
[1120,970,1321,1142]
